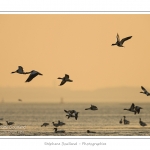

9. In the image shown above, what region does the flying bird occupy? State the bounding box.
[25,70,43,82]
[18,99,22,102]
[135,106,143,114]
[66,111,79,120]
[57,74,73,86]
[11,66,27,74]
[140,86,150,96]
[112,33,132,47]
[85,104,98,110]
[124,103,136,114]
[139,118,147,127]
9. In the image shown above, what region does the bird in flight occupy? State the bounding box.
[25,70,43,82]
[11,66,27,74]
[140,86,150,96]
[57,74,73,86]
[112,33,132,47]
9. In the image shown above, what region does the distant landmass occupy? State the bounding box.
[0,86,149,103]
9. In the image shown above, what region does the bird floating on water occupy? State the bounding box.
[140,86,150,96]
[6,121,14,125]
[119,118,122,124]
[57,74,73,86]
[112,33,132,47]
[123,116,130,125]
[41,123,49,127]
[11,66,27,74]
[85,104,98,110]
[53,128,65,133]
[139,118,147,127]
[25,70,43,82]
[87,130,96,133]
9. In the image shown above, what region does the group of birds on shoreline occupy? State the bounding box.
[0,33,149,134]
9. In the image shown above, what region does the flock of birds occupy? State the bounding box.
[0,33,149,134]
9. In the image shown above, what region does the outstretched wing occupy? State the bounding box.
[25,72,38,82]
[120,36,132,44]
[116,33,120,42]
[141,86,147,92]
[18,66,24,72]
[59,80,66,86]
[130,103,135,110]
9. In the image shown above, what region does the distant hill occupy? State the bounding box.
[0,86,149,103]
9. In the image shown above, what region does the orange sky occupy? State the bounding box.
[0,14,150,90]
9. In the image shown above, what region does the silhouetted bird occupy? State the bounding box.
[64,109,75,114]
[25,70,43,82]
[124,103,136,114]
[52,122,60,127]
[0,123,3,126]
[11,66,27,74]
[66,112,79,120]
[53,128,65,133]
[112,33,132,47]
[119,118,122,124]
[6,121,14,125]
[87,130,96,133]
[58,120,65,126]
[135,106,143,114]
[57,74,73,86]
[85,104,98,110]
[18,99,22,102]
[123,116,130,125]
[140,86,150,96]
[41,123,49,127]
[139,118,147,127]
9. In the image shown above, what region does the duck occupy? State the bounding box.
[53,128,65,133]
[52,122,60,127]
[25,70,43,82]
[64,109,75,114]
[112,33,132,47]
[119,118,122,124]
[57,74,73,86]
[6,121,14,125]
[66,112,79,120]
[41,123,49,127]
[87,130,96,133]
[123,116,130,125]
[0,123,3,126]
[139,118,147,127]
[11,66,27,74]
[58,120,65,126]
[124,103,136,114]
[85,104,98,110]
[135,106,143,114]
[140,86,150,96]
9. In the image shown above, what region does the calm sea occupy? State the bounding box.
[0,102,150,136]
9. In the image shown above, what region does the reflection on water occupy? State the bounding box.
[0,102,150,136]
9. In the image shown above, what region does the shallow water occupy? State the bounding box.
[0,102,150,136]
